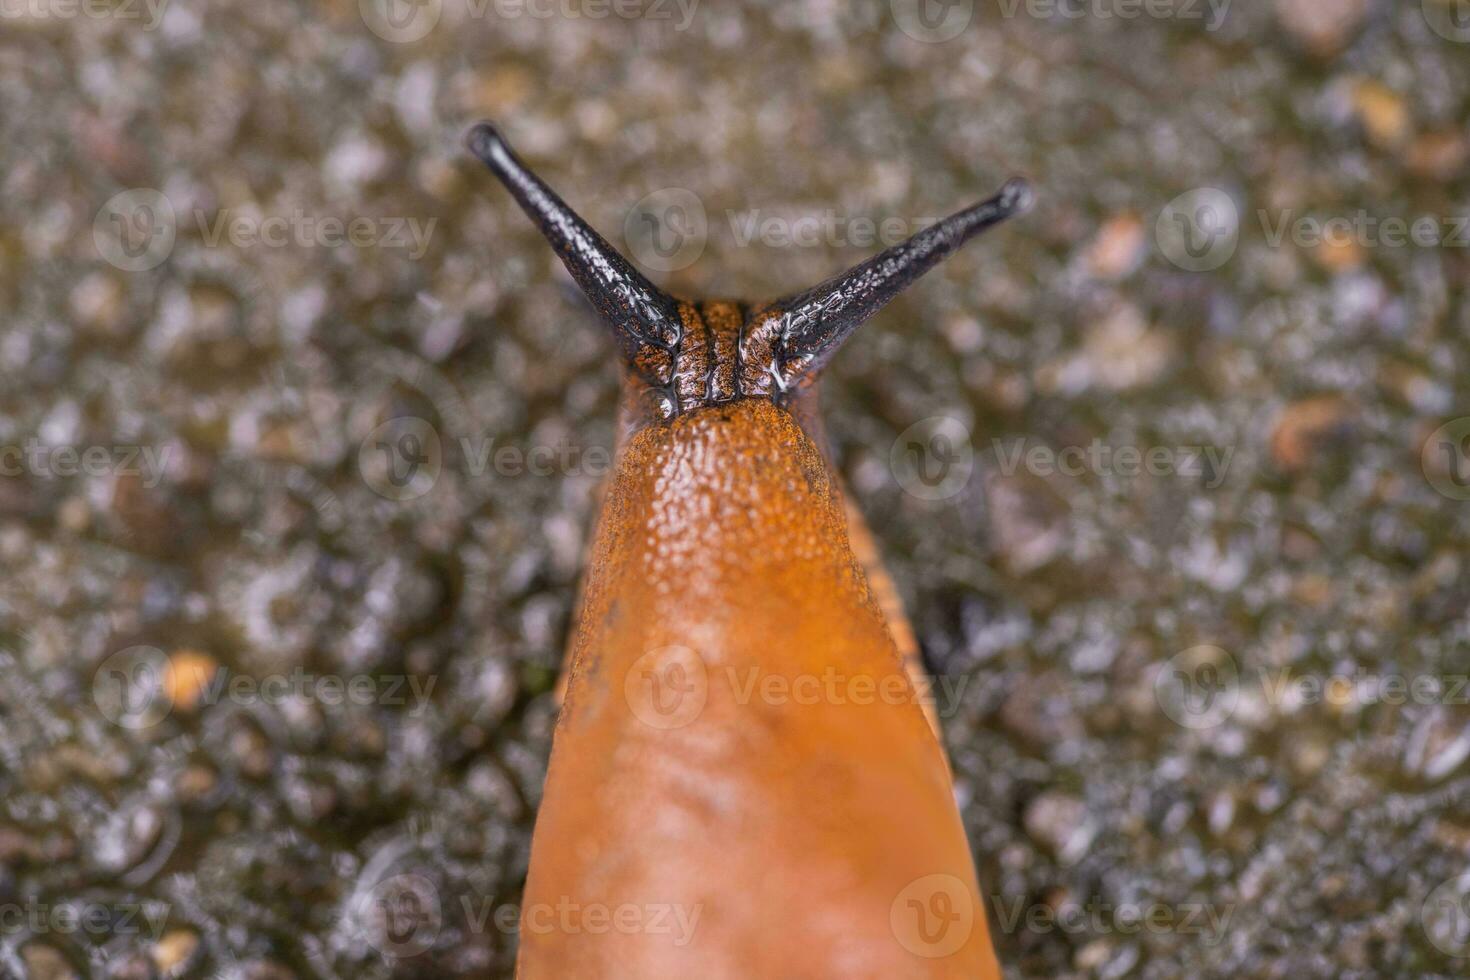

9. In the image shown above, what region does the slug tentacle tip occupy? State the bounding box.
[468,119,1031,416]
[464,121,503,163]
[998,176,1035,216]
[464,118,685,385]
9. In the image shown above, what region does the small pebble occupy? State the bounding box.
[1085,213,1146,280]
[1274,0,1368,55]
[151,930,200,975]
[1025,792,1097,866]
[164,649,219,713]
[1269,397,1355,471]
[1350,79,1410,148]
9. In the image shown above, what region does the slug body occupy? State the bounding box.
[467,123,1029,979]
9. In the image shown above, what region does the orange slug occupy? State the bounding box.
[466,121,1030,979]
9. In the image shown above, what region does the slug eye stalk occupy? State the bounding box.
[748,177,1033,391]
[465,122,685,383]
[466,120,1031,404]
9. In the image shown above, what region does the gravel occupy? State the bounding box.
[2,1,1469,977]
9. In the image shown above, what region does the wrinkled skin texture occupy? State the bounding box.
[518,395,999,979]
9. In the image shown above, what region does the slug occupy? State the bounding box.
[466,121,1030,979]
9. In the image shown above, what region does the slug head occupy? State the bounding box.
[465,121,1031,425]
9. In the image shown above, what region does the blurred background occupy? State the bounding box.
[3,0,1470,976]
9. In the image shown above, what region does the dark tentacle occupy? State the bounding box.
[465,121,684,382]
[746,178,1033,391]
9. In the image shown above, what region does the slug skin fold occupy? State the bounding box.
[466,121,1028,979]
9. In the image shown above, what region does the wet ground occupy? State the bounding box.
[3,0,1470,977]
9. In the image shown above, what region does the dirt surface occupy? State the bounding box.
[3,1,1470,977]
